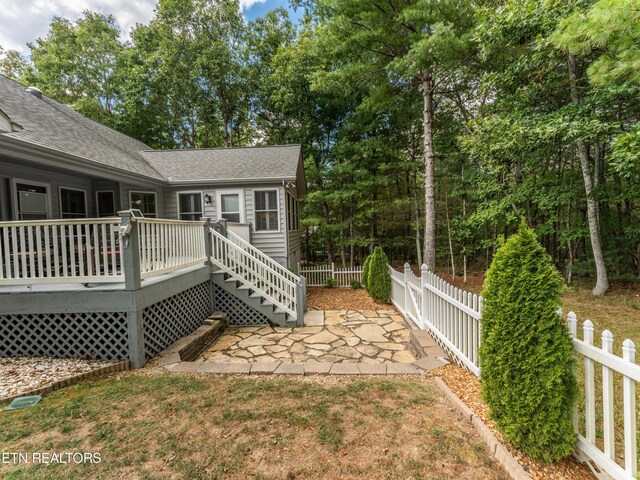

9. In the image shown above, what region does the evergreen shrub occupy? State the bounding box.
[367,246,391,303]
[479,222,577,463]
[362,255,372,290]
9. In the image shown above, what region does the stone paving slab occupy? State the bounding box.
[303,361,333,375]
[219,363,252,374]
[274,363,304,375]
[329,363,360,375]
[386,363,421,375]
[198,362,227,373]
[357,363,387,375]
[250,362,281,375]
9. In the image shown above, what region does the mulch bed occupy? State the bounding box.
[307,287,391,311]
[430,364,598,480]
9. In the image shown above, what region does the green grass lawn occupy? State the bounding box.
[0,372,507,480]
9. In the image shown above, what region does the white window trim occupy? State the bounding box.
[11,178,52,220]
[58,186,88,219]
[95,189,116,217]
[129,190,158,217]
[176,191,204,221]
[253,188,281,233]
[216,189,245,223]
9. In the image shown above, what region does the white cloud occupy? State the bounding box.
[238,0,267,11]
[0,0,156,53]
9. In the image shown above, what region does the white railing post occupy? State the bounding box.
[622,339,637,477]
[331,262,335,283]
[404,263,411,318]
[201,217,212,265]
[584,320,596,444]
[601,330,615,461]
[420,264,428,329]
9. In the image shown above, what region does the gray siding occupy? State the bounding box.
[120,183,164,217]
[165,183,288,266]
[245,185,287,265]
[0,157,94,219]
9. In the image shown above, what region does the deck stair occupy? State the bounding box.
[209,226,305,327]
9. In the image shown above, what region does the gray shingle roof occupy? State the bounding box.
[0,75,303,185]
[141,145,302,183]
[0,75,163,180]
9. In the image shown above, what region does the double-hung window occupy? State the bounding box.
[60,187,87,219]
[178,192,203,221]
[130,191,157,217]
[254,190,278,231]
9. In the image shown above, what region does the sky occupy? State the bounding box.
[0,0,300,53]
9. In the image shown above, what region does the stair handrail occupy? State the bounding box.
[209,227,297,317]
[224,228,301,284]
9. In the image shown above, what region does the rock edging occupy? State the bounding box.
[0,360,131,404]
[432,376,532,480]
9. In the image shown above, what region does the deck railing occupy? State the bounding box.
[138,218,206,279]
[0,218,122,285]
[210,227,299,318]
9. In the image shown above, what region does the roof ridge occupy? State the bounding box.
[142,144,301,153]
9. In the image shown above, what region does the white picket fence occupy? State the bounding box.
[298,263,363,287]
[389,262,640,480]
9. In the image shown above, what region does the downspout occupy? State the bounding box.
[282,180,290,268]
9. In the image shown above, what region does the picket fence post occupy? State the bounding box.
[403,263,411,318]
[420,263,429,329]
[623,339,637,477]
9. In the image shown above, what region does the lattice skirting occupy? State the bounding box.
[0,312,129,361]
[214,284,270,325]
[142,281,213,359]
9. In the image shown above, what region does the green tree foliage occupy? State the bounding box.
[0,46,29,81]
[26,11,125,126]
[367,247,391,303]
[479,223,577,463]
[362,255,372,290]
[9,0,640,289]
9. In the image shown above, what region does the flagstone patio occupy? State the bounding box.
[199,309,416,364]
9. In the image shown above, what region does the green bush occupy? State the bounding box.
[350,280,363,289]
[362,255,372,290]
[324,277,337,288]
[367,246,391,303]
[479,222,577,463]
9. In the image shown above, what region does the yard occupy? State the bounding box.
[0,372,507,480]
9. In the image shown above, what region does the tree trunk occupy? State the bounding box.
[566,53,609,296]
[422,73,436,272]
[412,167,422,266]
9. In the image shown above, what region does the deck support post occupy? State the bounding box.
[119,210,141,291]
[295,276,307,326]
[119,210,145,367]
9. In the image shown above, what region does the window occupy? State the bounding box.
[60,187,87,219]
[178,192,203,221]
[287,192,299,231]
[96,190,116,217]
[220,193,241,223]
[255,190,278,231]
[15,181,50,220]
[130,191,157,217]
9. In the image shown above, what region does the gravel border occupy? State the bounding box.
[0,360,131,404]
[432,376,532,480]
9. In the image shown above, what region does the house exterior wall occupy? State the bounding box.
[163,184,294,267]
[0,156,94,220]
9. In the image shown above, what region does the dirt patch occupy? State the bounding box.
[1,371,509,480]
[307,287,391,311]
[430,364,597,480]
